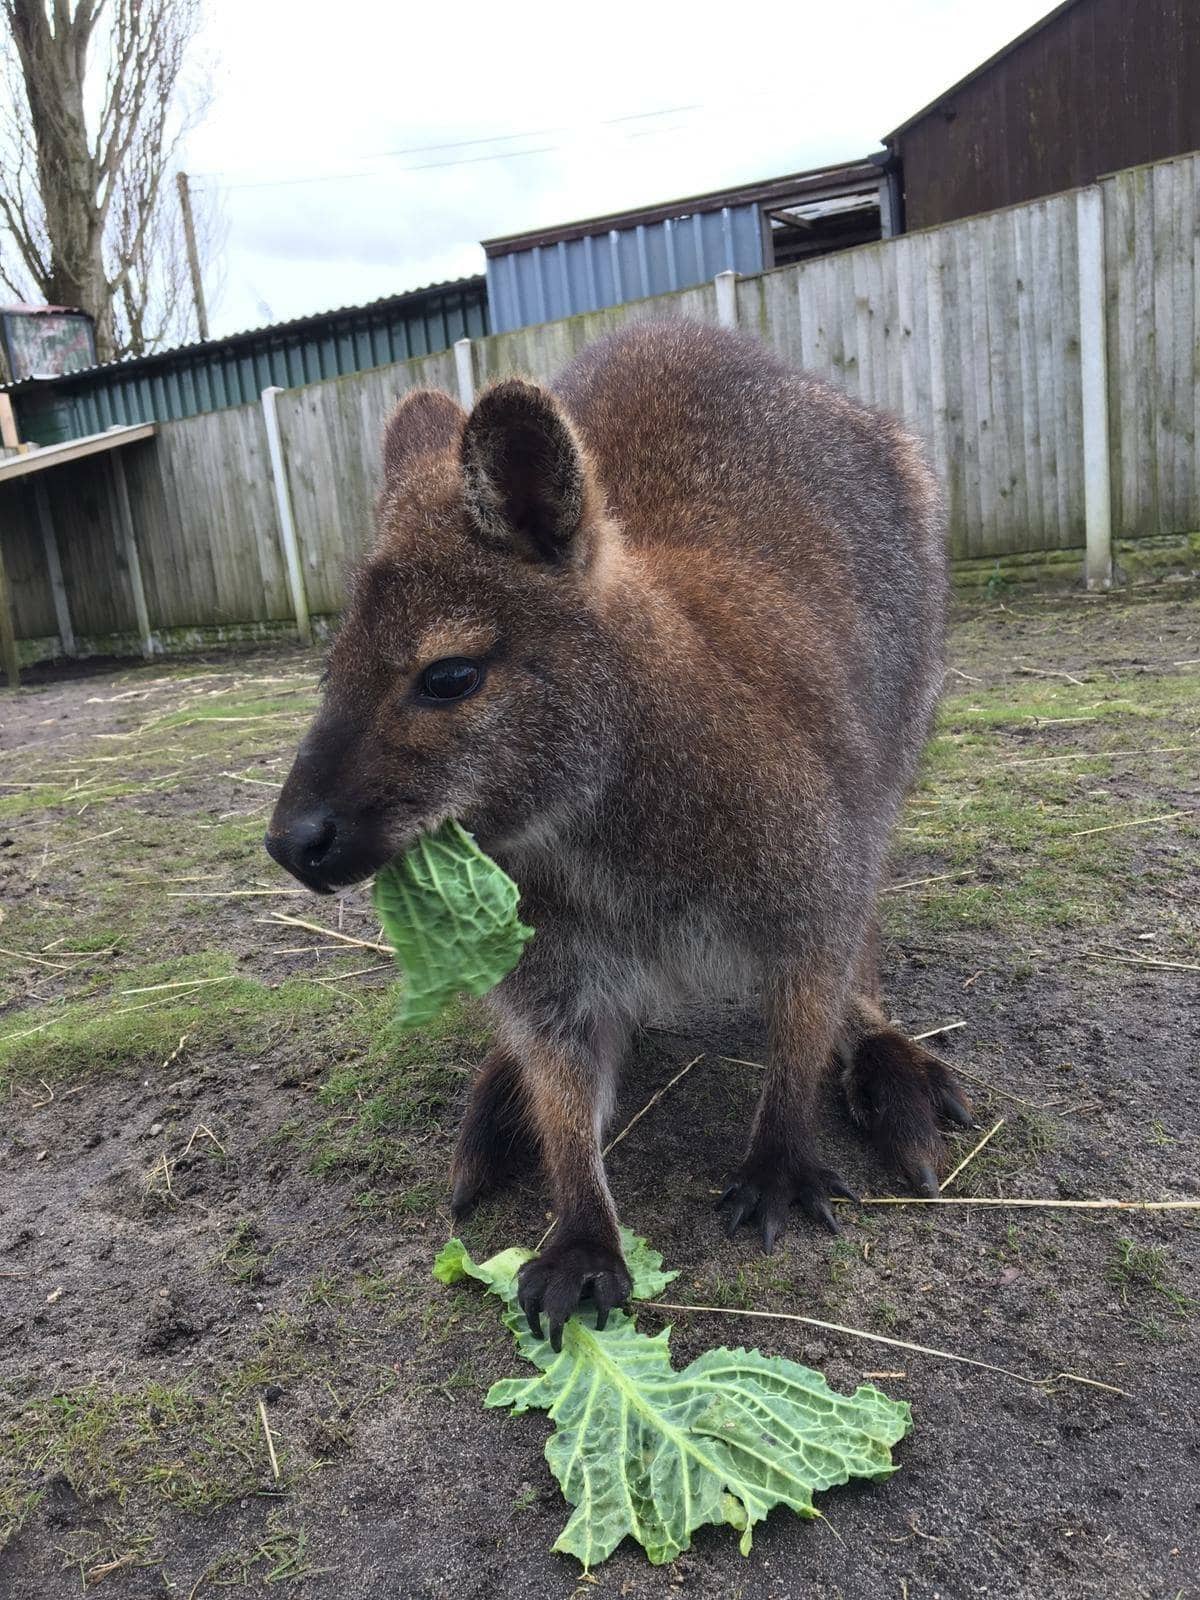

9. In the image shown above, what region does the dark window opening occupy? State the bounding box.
[764,193,882,269]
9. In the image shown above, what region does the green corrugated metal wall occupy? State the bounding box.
[11,278,489,444]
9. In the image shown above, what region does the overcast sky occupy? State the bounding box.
[185,0,1060,337]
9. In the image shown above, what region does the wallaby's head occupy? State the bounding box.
[266,380,618,892]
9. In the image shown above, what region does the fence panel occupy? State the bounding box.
[276,349,456,616]
[0,482,59,641]
[737,193,1087,560]
[1104,152,1200,538]
[129,405,291,631]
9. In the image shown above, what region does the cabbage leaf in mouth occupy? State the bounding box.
[373,820,534,1028]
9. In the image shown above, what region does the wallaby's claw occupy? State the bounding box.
[517,1240,632,1353]
[909,1161,940,1198]
[718,1162,858,1252]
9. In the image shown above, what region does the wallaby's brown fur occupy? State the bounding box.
[267,321,971,1350]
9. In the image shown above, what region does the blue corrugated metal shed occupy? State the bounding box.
[483,160,884,332]
[3,276,488,445]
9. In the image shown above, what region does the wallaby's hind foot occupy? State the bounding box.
[842,1026,973,1195]
[449,1047,537,1218]
[718,1158,859,1253]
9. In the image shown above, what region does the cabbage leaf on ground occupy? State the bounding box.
[435,1232,912,1569]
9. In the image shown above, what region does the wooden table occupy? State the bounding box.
[0,423,157,688]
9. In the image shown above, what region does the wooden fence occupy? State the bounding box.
[737,189,1088,561]
[2,152,1196,663]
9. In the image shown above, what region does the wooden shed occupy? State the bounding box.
[884,0,1200,232]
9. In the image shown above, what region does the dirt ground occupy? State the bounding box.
[1,582,1198,1599]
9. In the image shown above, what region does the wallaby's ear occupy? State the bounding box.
[460,379,593,564]
[382,389,466,484]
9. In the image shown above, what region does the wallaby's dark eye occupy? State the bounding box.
[418,657,483,703]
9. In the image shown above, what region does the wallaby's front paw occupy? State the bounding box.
[719,1159,859,1253]
[517,1239,632,1353]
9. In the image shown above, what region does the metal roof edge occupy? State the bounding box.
[1,274,486,395]
[481,158,882,256]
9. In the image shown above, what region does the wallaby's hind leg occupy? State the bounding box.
[840,996,973,1195]
[449,1046,538,1217]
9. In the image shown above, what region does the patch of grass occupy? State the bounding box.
[0,1380,281,1545]
[50,1524,159,1589]
[1134,1316,1171,1344]
[218,1220,272,1286]
[355,1271,399,1304]
[996,1222,1023,1260]
[827,1235,865,1293]
[0,1304,398,1550]
[1107,1237,1197,1320]
[0,775,145,822]
[689,1251,805,1313]
[441,1359,484,1397]
[0,961,354,1089]
[188,1512,330,1588]
[155,693,314,729]
[305,1271,347,1310]
[954,1109,1061,1196]
[886,665,1200,938]
[293,1002,483,1187]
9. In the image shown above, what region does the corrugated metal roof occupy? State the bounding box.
[0,275,485,395]
[482,160,882,257]
[6,276,489,445]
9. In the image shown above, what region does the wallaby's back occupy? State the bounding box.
[556,319,947,795]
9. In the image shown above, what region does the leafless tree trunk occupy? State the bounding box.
[0,0,211,361]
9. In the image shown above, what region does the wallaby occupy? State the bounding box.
[266,320,971,1351]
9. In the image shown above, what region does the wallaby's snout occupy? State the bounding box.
[264,801,340,892]
[264,800,336,889]
[266,780,389,891]
[266,721,405,892]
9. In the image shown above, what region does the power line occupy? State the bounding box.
[204,141,562,191]
[360,104,700,160]
[189,102,706,191]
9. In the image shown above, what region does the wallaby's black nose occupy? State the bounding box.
[265,810,337,878]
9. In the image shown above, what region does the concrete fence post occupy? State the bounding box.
[714,270,738,330]
[261,386,312,645]
[1076,185,1113,591]
[454,338,476,408]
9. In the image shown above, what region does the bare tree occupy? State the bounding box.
[0,1,213,361]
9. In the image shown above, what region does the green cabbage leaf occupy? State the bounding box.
[372,820,533,1028]
[434,1232,911,1569]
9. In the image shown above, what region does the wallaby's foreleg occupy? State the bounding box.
[840,995,974,1194]
[511,1022,632,1351]
[720,962,858,1253]
[449,1046,537,1217]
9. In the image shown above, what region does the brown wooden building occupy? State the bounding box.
[884,0,1200,232]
